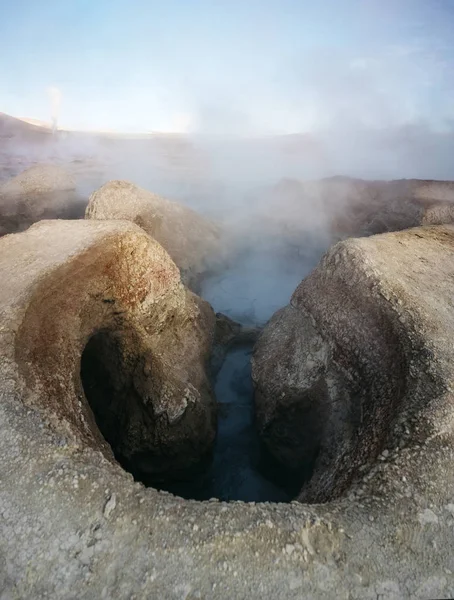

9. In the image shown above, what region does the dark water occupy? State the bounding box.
[161,343,292,502]
[207,345,291,501]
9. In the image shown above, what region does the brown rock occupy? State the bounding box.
[1,219,216,479]
[421,201,454,225]
[85,180,222,290]
[252,306,329,473]
[0,163,75,196]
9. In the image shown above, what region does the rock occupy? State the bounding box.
[260,176,454,244]
[0,164,86,235]
[252,305,328,475]
[252,225,454,503]
[103,494,117,519]
[0,219,216,479]
[421,201,454,226]
[0,163,75,196]
[85,180,223,290]
[211,313,261,376]
[2,220,454,598]
[418,509,439,526]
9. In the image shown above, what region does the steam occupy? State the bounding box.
[2,117,454,321]
[2,0,454,322]
[48,87,62,133]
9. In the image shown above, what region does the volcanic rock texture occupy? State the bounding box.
[85,179,223,290]
[0,219,216,481]
[253,225,454,504]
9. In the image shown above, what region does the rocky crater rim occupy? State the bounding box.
[2,221,454,597]
[1,219,452,505]
[252,225,454,505]
[4,219,216,483]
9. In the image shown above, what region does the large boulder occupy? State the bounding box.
[85,180,222,290]
[421,200,454,225]
[252,225,454,504]
[0,219,216,480]
[0,163,75,196]
[2,220,454,598]
[0,164,86,235]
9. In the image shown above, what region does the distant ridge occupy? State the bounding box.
[0,112,52,138]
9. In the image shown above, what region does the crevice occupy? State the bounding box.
[81,330,310,502]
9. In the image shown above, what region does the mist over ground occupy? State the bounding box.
[2,114,454,324]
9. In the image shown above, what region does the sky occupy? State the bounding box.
[0,0,454,134]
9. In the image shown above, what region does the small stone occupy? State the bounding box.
[418,508,439,525]
[103,494,117,519]
[79,546,94,566]
[289,576,303,590]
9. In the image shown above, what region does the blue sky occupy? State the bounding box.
[1,0,453,133]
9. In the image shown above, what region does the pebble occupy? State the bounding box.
[103,494,117,519]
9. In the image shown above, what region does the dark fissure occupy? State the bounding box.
[81,334,310,503]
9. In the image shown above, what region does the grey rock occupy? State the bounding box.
[0,164,86,235]
[253,225,454,506]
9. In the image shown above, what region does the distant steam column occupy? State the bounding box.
[48,87,62,134]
